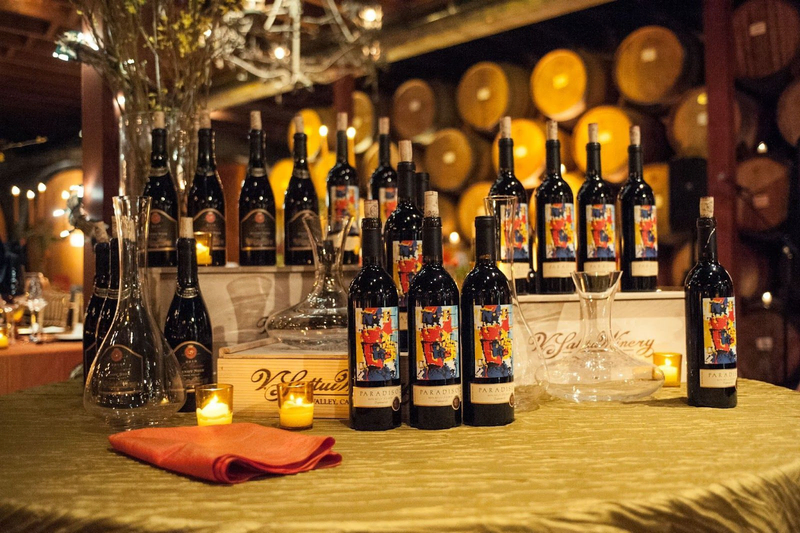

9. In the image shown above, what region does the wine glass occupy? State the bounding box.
[25,273,48,344]
[2,261,26,344]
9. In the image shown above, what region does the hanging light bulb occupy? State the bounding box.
[11,186,20,196]
[37,182,46,193]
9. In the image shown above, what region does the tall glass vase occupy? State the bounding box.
[485,195,549,411]
[266,214,352,350]
[84,196,185,428]
[119,112,196,205]
[546,271,665,402]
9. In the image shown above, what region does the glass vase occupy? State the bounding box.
[546,271,665,402]
[84,196,185,428]
[266,214,352,350]
[485,195,550,411]
[119,111,196,203]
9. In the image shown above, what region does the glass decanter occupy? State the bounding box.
[84,196,185,428]
[546,271,664,402]
[485,195,550,411]
[267,213,351,350]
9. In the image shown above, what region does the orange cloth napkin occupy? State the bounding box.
[108,422,342,483]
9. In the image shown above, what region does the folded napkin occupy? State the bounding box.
[108,422,342,484]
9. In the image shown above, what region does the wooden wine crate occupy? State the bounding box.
[217,338,349,419]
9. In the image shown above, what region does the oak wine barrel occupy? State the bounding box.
[457,62,531,132]
[287,109,325,161]
[457,181,493,238]
[571,105,667,183]
[669,241,693,287]
[733,0,800,81]
[737,243,770,301]
[358,140,400,191]
[642,163,672,242]
[351,91,375,154]
[425,128,492,193]
[777,78,800,146]
[668,87,745,158]
[614,26,700,106]
[735,155,791,231]
[391,79,457,145]
[531,49,608,123]
[439,195,458,239]
[738,306,800,385]
[736,92,761,154]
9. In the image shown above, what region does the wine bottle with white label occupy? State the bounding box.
[143,111,178,267]
[328,113,360,265]
[685,197,737,408]
[369,117,398,226]
[348,200,401,431]
[461,216,514,426]
[408,191,461,430]
[95,217,119,351]
[491,116,531,294]
[188,111,226,266]
[284,115,319,265]
[384,141,423,353]
[535,120,576,294]
[577,123,616,274]
[83,239,110,383]
[239,111,276,266]
[618,125,658,291]
[165,218,213,412]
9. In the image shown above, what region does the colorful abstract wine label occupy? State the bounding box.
[193,208,226,250]
[330,185,360,251]
[174,341,213,389]
[634,205,658,259]
[355,307,399,383]
[700,297,737,388]
[473,304,513,378]
[379,187,398,224]
[414,305,460,381]
[544,203,575,260]
[392,240,423,304]
[148,209,177,252]
[585,204,616,260]
[240,209,276,251]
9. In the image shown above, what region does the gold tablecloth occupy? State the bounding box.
[1,379,799,532]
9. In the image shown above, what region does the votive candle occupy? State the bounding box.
[277,382,315,430]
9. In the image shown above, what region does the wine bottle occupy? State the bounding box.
[535,120,576,293]
[142,111,178,268]
[95,217,119,350]
[415,171,429,213]
[348,200,402,430]
[369,117,398,226]
[328,113,360,265]
[165,218,213,412]
[461,215,514,426]
[239,111,277,266]
[408,191,461,430]
[187,111,226,266]
[83,239,110,383]
[577,123,617,274]
[490,116,531,294]
[284,115,319,265]
[384,141,423,352]
[618,126,658,291]
[685,197,737,408]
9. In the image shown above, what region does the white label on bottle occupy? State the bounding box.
[513,263,530,278]
[584,261,617,274]
[345,235,359,252]
[700,369,737,388]
[749,21,767,36]
[543,261,576,278]
[753,194,770,209]
[631,261,659,277]
[640,48,657,62]
[470,382,515,405]
[696,111,708,127]
[399,312,408,331]
[412,383,461,408]
[352,385,401,409]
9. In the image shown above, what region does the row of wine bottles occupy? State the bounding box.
[350,188,514,430]
[84,217,213,412]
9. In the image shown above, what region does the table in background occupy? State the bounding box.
[1,379,800,532]
[0,341,82,395]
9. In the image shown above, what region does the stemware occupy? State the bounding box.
[25,273,47,344]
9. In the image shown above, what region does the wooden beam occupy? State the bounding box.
[0,55,80,77]
[0,0,72,21]
[703,1,736,272]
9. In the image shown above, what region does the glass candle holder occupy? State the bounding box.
[277,382,315,430]
[196,384,233,426]
[653,353,682,387]
[194,232,213,266]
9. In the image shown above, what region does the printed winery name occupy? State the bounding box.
[535,330,656,358]
[252,368,349,402]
